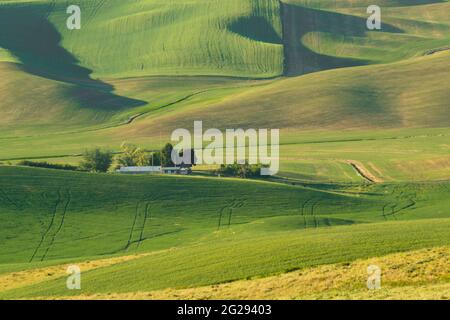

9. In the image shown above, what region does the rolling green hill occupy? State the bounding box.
[1,0,449,135]
[0,166,378,265]
[0,0,449,300]
[2,52,448,182]
[0,0,284,79]
[0,167,448,299]
[27,247,450,300]
[127,51,450,133]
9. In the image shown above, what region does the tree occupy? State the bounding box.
[117,143,149,167]
[80,148,113,173]
[179,148,197,168]
[149,152,161,166]
[216,162,267,178]
[161,143,175,167]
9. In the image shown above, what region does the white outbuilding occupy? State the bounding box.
[116,166,162,174]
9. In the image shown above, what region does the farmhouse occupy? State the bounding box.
[117,166,162,174]
[117,166,191,175]
[162,167,191,175]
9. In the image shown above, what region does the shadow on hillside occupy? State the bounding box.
[229,16,283,45]
[281,3,404,76]
[0,4,145,111]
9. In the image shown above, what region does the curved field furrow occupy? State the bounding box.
[137,196,161,248]
[28,189,72,262]
[29,189,62,263]
[125,195,163,251]
[124,201,141,252]
[217,198,247,230]
[40,189,71,261]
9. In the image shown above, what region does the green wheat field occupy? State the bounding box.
[0,0,449,300]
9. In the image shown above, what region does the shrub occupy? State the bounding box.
[161,143,175,167]
[80,148,113,173]
[116,143,149,167]
[18,160,78,171]
[216,162,268,178]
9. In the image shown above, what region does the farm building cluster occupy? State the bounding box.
[116,166,191,175]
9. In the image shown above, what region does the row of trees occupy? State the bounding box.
[18,143,267,178]
[216,162,268,178]
[115,143,175,168]
[17,160,78,171]
[80,142,178,173]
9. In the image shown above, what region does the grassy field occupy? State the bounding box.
[0,167,448,299]
[0,0,284,79]
[0,0,449,299]
[1,0,449,136]
[1,10,449,182]
[20,247,449,300]
[0,166,380,265]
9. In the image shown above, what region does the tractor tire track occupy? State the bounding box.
[389,204,399,220]
[40,190,71,261]
[217,198,246,230]
[311,200,320,228]
[136,202,151,248]
[227,198,245,228]
[29,189,62,262]
[125,201,141,251]
[126,196,160,251]
[217,205,228,230]
[381,203,389,220]
[383,186,418,220]
[300,198,312,216]
[137,196,159,248]
[300,198,313,228]
[389,198,417,218]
